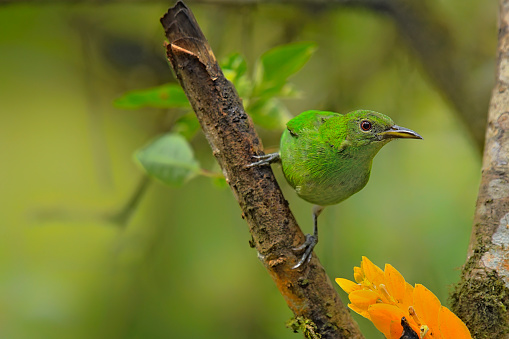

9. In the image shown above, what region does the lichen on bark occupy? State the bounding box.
[451,1,509,337]
[451,241,509,338]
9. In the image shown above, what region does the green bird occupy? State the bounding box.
[249,110,422,268]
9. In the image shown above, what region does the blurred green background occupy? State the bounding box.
[0,1,497,338]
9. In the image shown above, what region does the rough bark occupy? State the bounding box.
[160,2,363,338]
[451,1,509,338]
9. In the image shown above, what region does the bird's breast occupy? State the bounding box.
[292,168,371,206]
[281,150,373,206]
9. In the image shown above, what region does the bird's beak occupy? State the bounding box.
[380,125,423,140]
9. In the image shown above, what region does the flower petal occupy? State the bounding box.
[368,303,406,339]
[378,284,393,304]
[361,256,385,287]
[438,306,472,338]
[348,303,370,319]
[354,266,364,283]
[336,278,361,294]
[384,264,406,303]
[403,282,414,310]
[413,284,441,336]
[349,289,380,312]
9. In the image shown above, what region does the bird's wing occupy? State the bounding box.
[286,110,340,137]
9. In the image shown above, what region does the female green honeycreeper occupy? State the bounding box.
[249,110,422,268]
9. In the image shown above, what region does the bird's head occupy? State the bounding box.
[343,110,422,148]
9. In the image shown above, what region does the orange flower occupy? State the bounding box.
[336,257,471,339]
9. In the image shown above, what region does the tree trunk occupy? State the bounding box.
[451,1,509,338]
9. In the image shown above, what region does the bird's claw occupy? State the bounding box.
[246,153,280,168]
[292,234,317,269]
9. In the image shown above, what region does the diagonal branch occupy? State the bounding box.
[160,2,363,338]
[451,1,509,337]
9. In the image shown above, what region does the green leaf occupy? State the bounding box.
[114,83,190,109]
[221,52,247,80]
[248,98,292,130]
[221,52,252,100]
[254,42,316,98]
[279,83,302,98]
[172,113,201,140]
[212,176,228,188]
[135,133,200,186]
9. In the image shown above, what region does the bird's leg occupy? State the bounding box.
[246,153,280,168]
[292,205,325,269]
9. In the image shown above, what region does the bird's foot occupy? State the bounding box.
[292,233,317,269]
[245,153,280,168]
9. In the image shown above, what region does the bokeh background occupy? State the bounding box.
[0,0,497,338]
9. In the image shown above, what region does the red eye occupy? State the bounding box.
[360,120,372,131]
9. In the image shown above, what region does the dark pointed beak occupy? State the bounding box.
[380,125,423,140]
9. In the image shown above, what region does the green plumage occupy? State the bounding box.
[249,109,421,268]
[280,110,396,206]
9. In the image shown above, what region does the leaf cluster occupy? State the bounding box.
[114,42,316,186]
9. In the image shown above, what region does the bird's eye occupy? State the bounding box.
[360,120,372,131]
